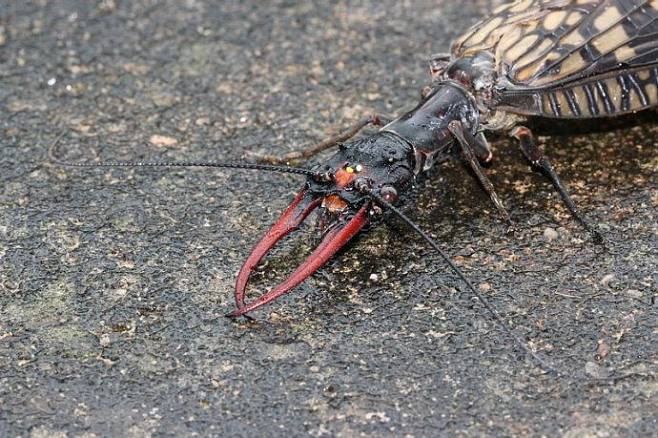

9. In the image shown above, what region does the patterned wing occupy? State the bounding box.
[452,0,658,87]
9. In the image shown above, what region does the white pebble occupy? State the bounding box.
[624,289,642,299]
[543,227,558,241]
[600,274,615,287]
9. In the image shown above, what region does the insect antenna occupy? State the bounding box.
[371,191,561,375]
[47,133,318,177]
[50,157,318,177]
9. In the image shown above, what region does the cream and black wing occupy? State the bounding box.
[453,0,658,118]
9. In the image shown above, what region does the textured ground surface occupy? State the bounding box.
[1,0,657,436]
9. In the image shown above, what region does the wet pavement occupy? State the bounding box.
[1,1,657,436]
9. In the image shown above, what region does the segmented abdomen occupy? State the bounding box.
[510,64,658,117]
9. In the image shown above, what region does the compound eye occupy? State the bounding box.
[379,186,398,203]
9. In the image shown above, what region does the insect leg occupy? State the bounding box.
[473,132,493,163]
[429,52,451,80]
[251,114,391,164]
[420,85,434,99]
[448,121,512,225]
[511,126,602,242]
[423,53,452,97]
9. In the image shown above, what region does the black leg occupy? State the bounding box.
[473,132,493,164]
[248,114,391,164]
[511,126,603,243]
[448,121,512,225]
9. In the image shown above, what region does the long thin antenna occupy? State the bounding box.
[52,158,318,177]
[371,191,560,375]
[47,136,318,177]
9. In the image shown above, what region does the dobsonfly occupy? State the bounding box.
[52,0,658,373]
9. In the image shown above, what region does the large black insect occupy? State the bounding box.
[232,0,658,315]
[55,0,658,371]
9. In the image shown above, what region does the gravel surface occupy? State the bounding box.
[1,1,657,436]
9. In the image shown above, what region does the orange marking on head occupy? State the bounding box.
[334,168,356,188]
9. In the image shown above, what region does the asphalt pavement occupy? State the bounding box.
[1,1,656,436]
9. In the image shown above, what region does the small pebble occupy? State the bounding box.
[585,361,608,378]
[99,333,112,348]
[369,273,379,282]
[596,339,610,359]
[543,227,558,241]
[624,289,643,299]
[478,282,491,292]
[600,274,615,287]
[149,134,178,147]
